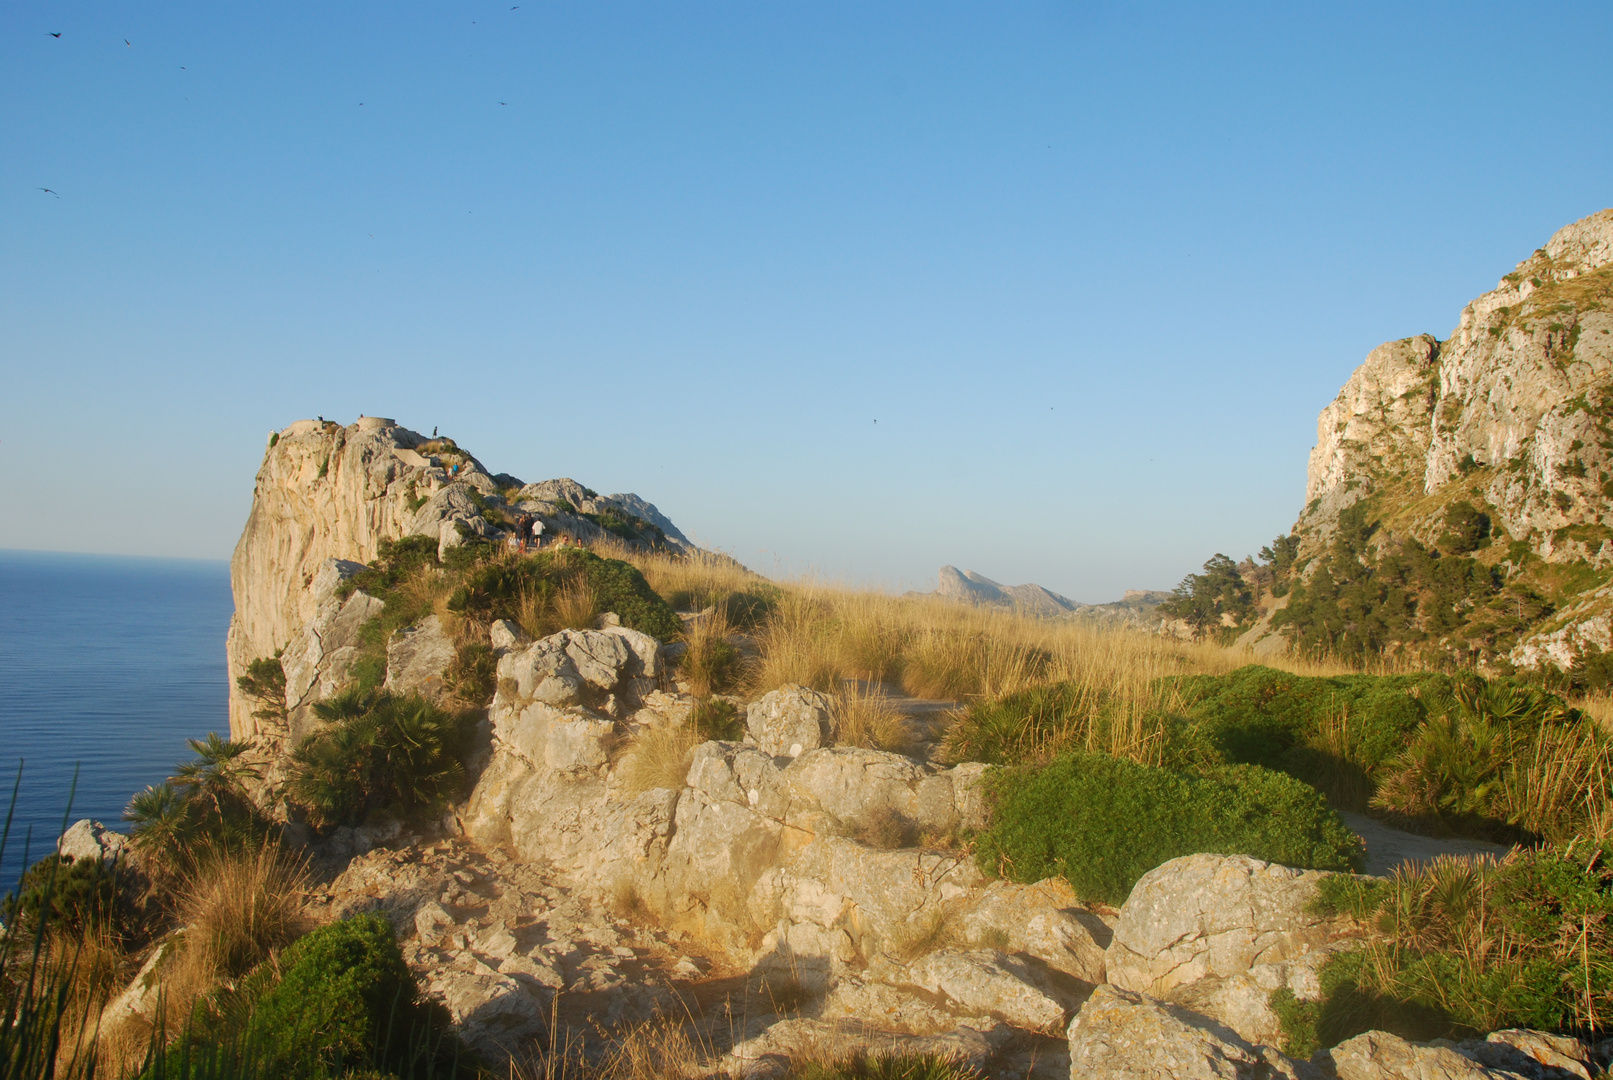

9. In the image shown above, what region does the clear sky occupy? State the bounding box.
[3,3,1610,601]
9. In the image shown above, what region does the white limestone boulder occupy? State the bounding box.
[1066,984,1319,1080]
[1106,853,1353,997]
[747,685,835,758]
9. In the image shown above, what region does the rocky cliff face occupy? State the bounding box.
[226,416,688,742]
[1252,209,1613,668]
[1302,209,1613,557]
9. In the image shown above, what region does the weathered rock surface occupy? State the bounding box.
[1105,854,1355,998]
[1065,984,1318,1080]
[747,684,836,758]
[900,948,1066,1032]
[720,1018,1004,1080]
[56,818,132,868]
[279,559,384,742]
[384,614,458,702]
[1326,1030,1527,1080]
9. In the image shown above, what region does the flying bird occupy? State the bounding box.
[36,187,59,198]
[48,32,61,38]
[125,39,131,46]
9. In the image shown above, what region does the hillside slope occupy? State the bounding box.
[1178,209,1613,673]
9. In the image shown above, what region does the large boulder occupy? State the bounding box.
[783,747,931,835]
[1106,854,1354,997]
[495,629,649,716]
[747,685,835,758]
[720,1018,1002,1080]
[899,948,1066,1032]
[1326,1031,1530,1080]
[954,877,1109,983]
[57,819,132,868]
[1066,984,1319,1080]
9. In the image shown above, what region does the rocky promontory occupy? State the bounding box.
[136,414,1602,1079]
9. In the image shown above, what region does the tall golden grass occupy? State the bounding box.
[593,541,1613,840]
[177,841,312,980]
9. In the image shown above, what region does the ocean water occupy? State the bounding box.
[0,550,233,887]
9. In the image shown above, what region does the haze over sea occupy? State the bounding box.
[0,550,230,886]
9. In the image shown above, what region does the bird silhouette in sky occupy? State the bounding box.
[125,39,131,46]
[36,188,59,198]
[48,32,61,38]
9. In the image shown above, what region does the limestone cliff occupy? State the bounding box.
[1261,208,1613,668]
[226,416,689,742]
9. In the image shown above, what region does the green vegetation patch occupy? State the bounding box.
[1277,843,1613,1052]
[974,753,1363,905]
[447,547,680,641]
[287,691,473,831]
[156,914,465,1079]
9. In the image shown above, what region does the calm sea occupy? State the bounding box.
[0,550,233,887]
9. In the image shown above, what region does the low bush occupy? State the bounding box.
[832,684,912,753]
[1166,666,1611,843]
[1275,845,1613,1052]
[1169,665,1448,778]
[154,914,463,1079]
[445,548,680,640]
[235,655,287,728]
[678,608,744,697]
[125,734,274,875]
[689,697,744,741]
[974,754,1363,904]
[287,693,470,830]
[0,854,123,937]
[942,680,1210,769]
[245,914,452,1077]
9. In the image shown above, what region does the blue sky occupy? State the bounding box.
[3,2,1610,601]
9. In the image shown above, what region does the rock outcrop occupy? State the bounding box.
[1220,208,1613,665]
[226,417,688,743]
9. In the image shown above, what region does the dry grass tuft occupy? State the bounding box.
[554,575,602,631]
[177,841,312,980]
[678,606,744,698]
[616,724,704,794]
[885,906,956,963]
[832,683,911,753]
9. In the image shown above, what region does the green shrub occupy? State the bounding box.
[942,682,1216,770]
[153,914,463,1079]
[974,754,1363,904]
[245,915,442,1077]
[287,694,470,830]
[1293,844,1613,1050]
[235,655,288,727]
[125,735,274,872]
[1170,666,1447,777]
[690,698,744,741]
[445,548,680,641]
[0,853,122,936]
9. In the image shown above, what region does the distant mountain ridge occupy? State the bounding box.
[928,565,1171,624]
